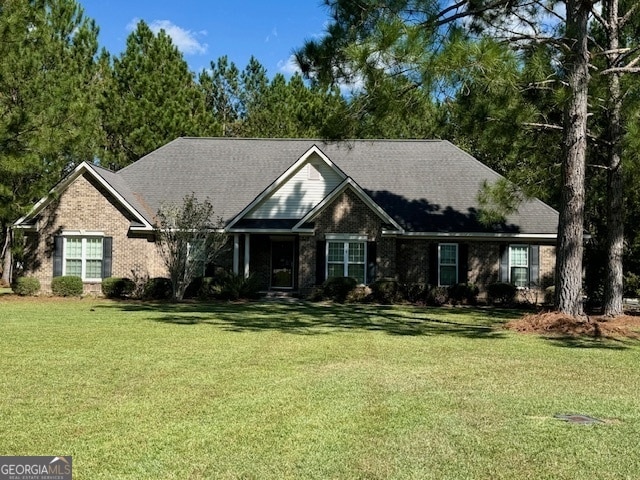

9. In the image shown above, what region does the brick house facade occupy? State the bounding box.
[15,138,559,297]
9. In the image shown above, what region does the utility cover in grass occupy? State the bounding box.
[554,414,604,425]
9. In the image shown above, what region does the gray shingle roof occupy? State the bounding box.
[116,137,558,235]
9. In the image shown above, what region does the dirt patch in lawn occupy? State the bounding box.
[506,312,640,339]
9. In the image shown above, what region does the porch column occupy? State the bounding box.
[233,234,240,275]
[244,233,250,277]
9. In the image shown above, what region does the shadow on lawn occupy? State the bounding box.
[97,300,512,339]
[542,335,636,350]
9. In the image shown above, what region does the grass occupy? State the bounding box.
[1,297,639,479]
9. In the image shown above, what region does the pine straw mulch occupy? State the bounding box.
[506,312,640,339]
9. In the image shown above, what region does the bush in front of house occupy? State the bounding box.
[486,282,517,305]
[51,276,83,297]
[544,285,555,305]
[12,276,40,296]
[401,283,428,304]
[219,273,261,300]
[427,285,449,306]
[183,276,223,300]
[183,276,204,299]
[143,277,173,300]
[320,276,358,303]
[623,272,640,298]
[448,283,479,305]
[102,277,135,299]
[370,278,403,304]
[346,285,371,303]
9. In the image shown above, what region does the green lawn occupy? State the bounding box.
[1,298,639,479]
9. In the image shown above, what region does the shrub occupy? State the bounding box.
[486,282,517,305]
[219,273,261,300]
[183,276,204,299]
[143,277,173,300]
[12,277,40,296]
[102,277,135,299]
[346,285,371,303]
[51,276,83,297]
[448,283,479,305]
[307,286,323,301]
[370,278,402,304]
[321,277,358,303]
[427,285,449,306]
[544,285,555,305]
[623,272,640,298]
[184,276,221,300]
[402,283,428,304]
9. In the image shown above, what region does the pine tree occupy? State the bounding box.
[295,0,634,316]
[100,20,214,170]
[0,0,101,283]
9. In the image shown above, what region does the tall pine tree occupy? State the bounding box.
[0,0,101,283]
[100,20,215,169]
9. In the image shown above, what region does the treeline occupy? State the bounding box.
[2,0,640,313]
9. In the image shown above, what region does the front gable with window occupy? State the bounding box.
[18,168,163,294]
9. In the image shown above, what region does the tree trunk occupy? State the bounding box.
[554,0,592,317]
[603,0,624,317]
[1,226,12,285]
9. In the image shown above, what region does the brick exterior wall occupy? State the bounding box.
[23,173,557,301]
[23,172,166,294]
[396,239,429,284]
[539,245,556,288]
[277,186,558,301]
[468,242,500,290]
[298,188,391,291]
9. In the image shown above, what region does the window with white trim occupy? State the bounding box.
[326,239,366,284]
[438,243,458,286]
[187,240,207,277]
[509,245,529,287]
[63,236,103,281]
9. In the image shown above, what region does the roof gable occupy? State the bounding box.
[227,145,348,229]
[14,162,153,230]
[293,178,404,233]
[244,151,345,220]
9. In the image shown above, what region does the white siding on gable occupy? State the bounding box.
[246,154,343,219]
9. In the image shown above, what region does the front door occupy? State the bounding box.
[271,239,295,289]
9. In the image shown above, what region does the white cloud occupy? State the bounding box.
[127,18,208,55]
[277,55,301,75]
[266,27,278,43]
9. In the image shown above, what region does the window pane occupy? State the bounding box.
[347,264,365,284]
[510,246,528,267]
[86,259,102,279]
[66,238,82,258]
[511,267,529,287]
[328,242,344,262]
[440,244,457,265]
[348,242,365,263]
[188,241,206,275]
[86,238,103,259]
[327,263,344,278]
[439,265,457,286]
[66,259,81,277]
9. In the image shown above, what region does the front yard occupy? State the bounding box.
[1,297,639,479]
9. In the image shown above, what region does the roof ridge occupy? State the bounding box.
[178,136,446,143]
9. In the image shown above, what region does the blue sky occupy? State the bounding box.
[79,0,331,77]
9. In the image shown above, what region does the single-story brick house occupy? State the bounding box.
[14,137,558,296]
